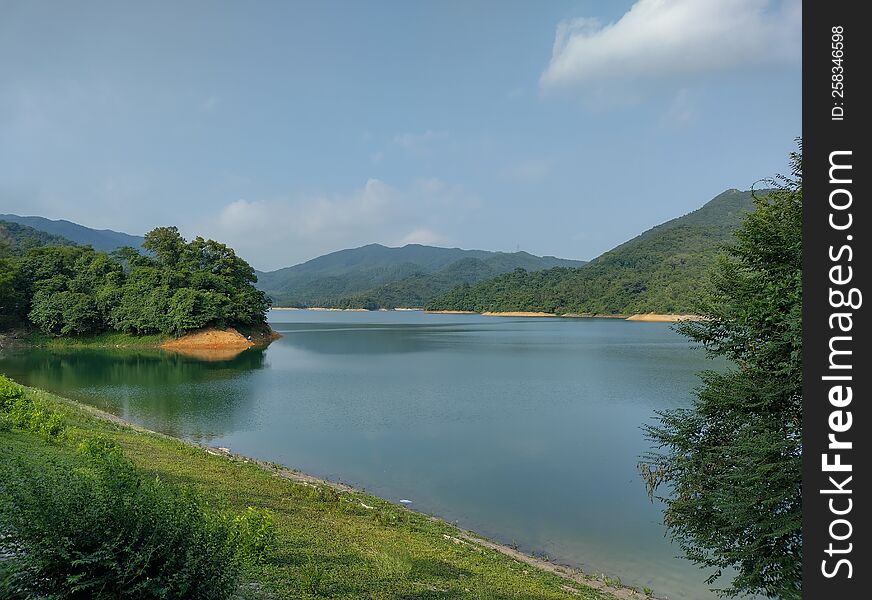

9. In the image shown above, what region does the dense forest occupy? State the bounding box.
[425,189,760,315]
[256,243,585,309]
[0,226,269,335]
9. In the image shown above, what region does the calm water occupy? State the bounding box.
[0,311,728,599]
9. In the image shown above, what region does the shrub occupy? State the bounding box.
[0,435,274,599]
[0,381,65,441]
[234,506,276,565]
[0,376,23,410]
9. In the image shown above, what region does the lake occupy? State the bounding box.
[0,310,728,599]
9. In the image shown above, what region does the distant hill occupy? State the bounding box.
[0,220,77,256]
[0,214,144,253]
[255,244,586,308]
[426,188,761,315]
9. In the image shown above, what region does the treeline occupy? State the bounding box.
[425,189,759,315]
[268,255,585,310]
[311,257,521,310]
[0,226,270,336]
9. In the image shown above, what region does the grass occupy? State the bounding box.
[24,330,171,348]
[0,384,620,600]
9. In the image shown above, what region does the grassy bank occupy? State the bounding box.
[0,382,646,599]
[22,330,171,348]
[15,322,277,350]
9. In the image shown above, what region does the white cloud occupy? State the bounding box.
[205,177,479,270]
[540,0,800,90]
[217,178,394,240]
[217,199,270,231]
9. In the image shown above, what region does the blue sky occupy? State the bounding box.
[1,0,801,271]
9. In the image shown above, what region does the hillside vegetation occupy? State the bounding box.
[426,189,760,315]
[257,244,585,308]
[0,220,76,256]
[0,214,144,253]
[0,226,269,336]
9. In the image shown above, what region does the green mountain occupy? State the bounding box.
[0,220,77,256]
[0,214,144,253]
[255,244,586,308]
[425,188,760,315]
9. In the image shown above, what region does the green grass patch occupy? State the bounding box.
[23,330,171,348]
[0,379,614,599]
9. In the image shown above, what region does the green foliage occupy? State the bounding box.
[0,390,276,600]
[0,220,75,256]
[640,149,802,598]
[0,236,26,329]
[0,375,24,408]
[298,556,328,596]
[0,376,64,440]
[0,561,28,600]
[426,189,759,315]
[109,227,270,335]
[1,226,270,337]
[234,506,277,564]
[0,455,256,599]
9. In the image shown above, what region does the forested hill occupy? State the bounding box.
[256,244,586,308]
[0,226,269,335]
[0,214,144,253]
[0,220,76,255]
[425,188,761,315]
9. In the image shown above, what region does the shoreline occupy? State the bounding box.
[273,307,702,322]
[4,325,281,353]
[624,314,705,322]
[482,311,556,317]
[38,387,653,600]
[271,307,371,312]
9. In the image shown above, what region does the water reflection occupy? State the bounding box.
[0,346,268,441]
[275,323,459,355]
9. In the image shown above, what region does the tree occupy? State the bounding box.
[640,146,802,599]
[143,226,185,268]
[0,237,23,329]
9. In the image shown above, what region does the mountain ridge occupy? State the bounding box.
[0,220,77,255]
[255,243,586,308]
[425,188,763,315]
[0,214,145,253]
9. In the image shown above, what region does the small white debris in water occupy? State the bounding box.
[399,499,412,504]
